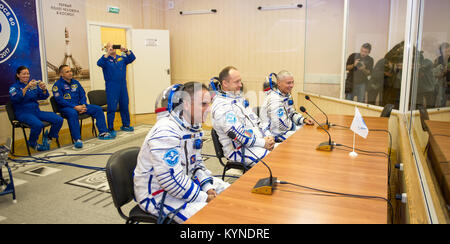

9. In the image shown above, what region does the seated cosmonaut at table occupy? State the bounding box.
[134,82,230,224]
[210,66,276,168]
[259,71,313,143]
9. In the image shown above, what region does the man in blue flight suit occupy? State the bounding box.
[97,43,136,135]
[53,65,115,149]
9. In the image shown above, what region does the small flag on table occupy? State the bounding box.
[349,107,369,158]
[350,107,369,139]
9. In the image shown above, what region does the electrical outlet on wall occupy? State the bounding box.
[168,1,174,10]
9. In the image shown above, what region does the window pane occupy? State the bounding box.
[411,0,450,111]
[344,0,393,107]
[303,0,345,98]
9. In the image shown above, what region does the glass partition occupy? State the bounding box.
[343,0,391,106]
[404,0,450,223]
[304,0,408,110]
[410,0,450,112]
[303,0,345,99]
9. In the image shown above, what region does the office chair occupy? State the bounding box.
[105,147,160,224]
[49,97,97,142]
[5,101,60,156]
[87,90,120,112]
[380,104,395,118]
[211,129,247,180]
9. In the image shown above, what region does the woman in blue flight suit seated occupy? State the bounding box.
[9,66,63,151]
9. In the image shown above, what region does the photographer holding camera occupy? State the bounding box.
[97,42,136,135]
[345,43,374,103]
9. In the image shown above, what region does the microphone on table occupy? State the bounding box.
[299,106,335,151]
[305,95,331,130]
[227,131,277,195]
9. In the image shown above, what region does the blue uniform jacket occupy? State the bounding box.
[52,77,87,109]
[97,51,136,86]
[9,81,49,113]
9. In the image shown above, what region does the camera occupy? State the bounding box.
[356,61,364,69]
[112,45,121,50]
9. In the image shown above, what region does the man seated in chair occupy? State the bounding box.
[134,82,229,224]
[259,70,313,143]
[52,65,115,148]
[211,66,275,168]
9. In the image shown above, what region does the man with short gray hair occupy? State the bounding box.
[259,70,313,142]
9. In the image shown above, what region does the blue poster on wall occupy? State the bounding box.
[0,0,42,105]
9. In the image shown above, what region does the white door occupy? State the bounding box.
[130,29,171,114]
[87,24,105,91]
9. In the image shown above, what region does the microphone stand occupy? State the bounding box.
[227,131,277,195]
[300,107,334,151]
[305,96,331,130]
[246,148,278,195]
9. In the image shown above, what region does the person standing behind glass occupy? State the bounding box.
[382,41,404,110]
[415,52,436,109]
[383,61,403,110]
[368,58,387,106]
[9,66,63,151]
[97,43,136,135]
[345,43,374,103]
[433,42,450,107]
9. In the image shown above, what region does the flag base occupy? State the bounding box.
[349,151,358,158]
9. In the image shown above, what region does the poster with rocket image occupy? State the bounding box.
[0,0,43,105]
[41,0,89,83]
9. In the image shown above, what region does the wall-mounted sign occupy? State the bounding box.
[41,0,89,83]
[145,38,158,47]
[107,6,120,14]
[0,0,42,105]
